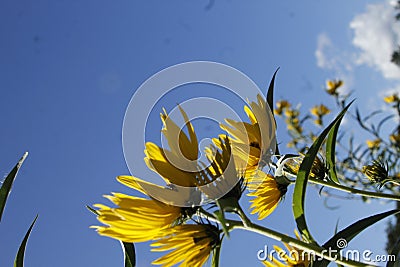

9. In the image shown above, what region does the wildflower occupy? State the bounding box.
[384,93,399,104]
[247,171,287,220]
[274,100,291,116]
[362,160,389,186]
[284,108,299,119]
[390,132,400,145]
[325,79,343,96]
[284,154,327,180]
[219,94,276,173]
[284,109,303,134]
[263,230,310,267]
[201,136,245,201]
[310,104,330,126]
[151,224,221,267]
[366,139,381,150]
[92,192,182,243]
[145,106,200,187]
[286,140,298,148]
[92,106,203,242]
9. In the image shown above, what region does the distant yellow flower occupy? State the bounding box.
[384,93,399,103]
[247,171,287,220]
[151,224,220,267]
[390,132,400,144]
[326,79,343,95]
[219,94,276,173]
[92,192,182,243]
[310,104,330,126]
[264,230,310,267]
[284,109,303,134]
[145,106,200,187]
[284,108,299,118]
[275,100,291,115]
[310,104,330,117]
[286,140,297,148]
[366,139,381,150]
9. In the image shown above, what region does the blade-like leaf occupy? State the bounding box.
[0,152,29,222]
[313,210,399,267]
[377,114,395,134]
[14,215,38,267]
[293,101,353,244]
[326,106,348,184]
[387,235,400,267]
[266,68,280,155]
[86,205,99,216]
[121,241,136,267]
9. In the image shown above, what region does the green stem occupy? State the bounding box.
[228,220,374,267]
[235,204,251,227]
[212,243,221,267]
[198,207,220,223]
[308,178,400,202]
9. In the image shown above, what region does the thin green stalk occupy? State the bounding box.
[229,220,374,267]
[235,204,251,227]
[308,178,400,202]
[198,207,219,223]
[212,243,221,267]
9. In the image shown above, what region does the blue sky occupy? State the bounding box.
[1,1,399,266]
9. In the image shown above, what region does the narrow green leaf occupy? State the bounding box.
[14,215,38,267]
[326,106,348,184]
[0,152,29,222]
[387,235,400,267]
[313,210,399,267]
[292,101,353,244]
[121,241,136,267]
[86,205,99,216]
[266,68,280,155]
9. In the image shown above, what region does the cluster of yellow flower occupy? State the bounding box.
[274,100,303,135]
[91,94,304,266]
[91,76,398,266]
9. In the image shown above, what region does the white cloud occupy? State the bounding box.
[350,1,400,79]
[315,33,333,69]
[315,33,353,72]
[315,33,355,92]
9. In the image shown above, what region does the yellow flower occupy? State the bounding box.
[366,139,381,150]
[284,154,327,180]
[201,136,245,201]
[274,100,291,115]
[284,109,299,118]
[151,224,220,267]
[283,108,303,133]
[325,79,343,95]
[384,93,399,103]
[390,132,400,145]
[145,106,199,187]
[219,94,276,173]
[92,192,182,243]
[362,160,389,185]
[310,104,330,117]
[247,171,286,220]
[264,230,310,267]
[310,104,330,126]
